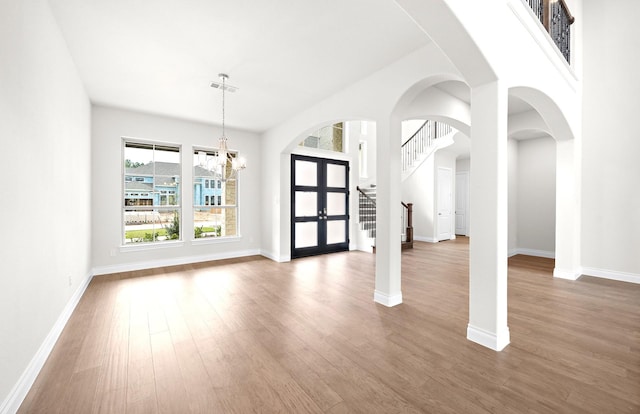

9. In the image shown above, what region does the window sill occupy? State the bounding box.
[191,235,242,245]
[120,240,185,253]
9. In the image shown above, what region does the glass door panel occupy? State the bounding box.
[295,160,317,186]
[326,220,347,244]
[294,192,318,217]
[326,192,346,216]
[326,163,346,188]
[295,222,318,248]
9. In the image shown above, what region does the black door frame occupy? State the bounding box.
[291,154,349,259]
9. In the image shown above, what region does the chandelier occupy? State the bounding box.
[199,73,246,181]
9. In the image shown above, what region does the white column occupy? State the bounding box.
[554,138,581,279]
[374,116,403,307]
[467,81,510,351]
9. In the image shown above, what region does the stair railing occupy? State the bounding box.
[434,121,452,138]
[357,186,413,248]
[401,120,430,173]
[402,120,454,174]
[357,186,376,238]
[524,0,575,63]
[401,202,413,245]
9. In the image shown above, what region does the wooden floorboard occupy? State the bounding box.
[18,238,640,413]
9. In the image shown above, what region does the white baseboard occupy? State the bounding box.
[510,248,555,259]
[553,267,581,281]
[374,290,403,307]
[581,267,640,285]
[92,249,262,276]
[0,271,93,414]
[260,250,291,263]
[414,236,438,243]
[259,250,278,262]
[467,324,510,352]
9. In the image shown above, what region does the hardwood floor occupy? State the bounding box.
[18,238,640,413]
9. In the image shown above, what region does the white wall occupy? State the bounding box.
[401,119,426,144]
[352,121,377,187]
[517,137,556,256]
[0,1,91,411]
[91,106,261,274]
[401,148,457,243]
[347,121,377,252]
[456,158,471,236]
[508,138,519,254]
[457,158,470,173]
[581,0,640,278]
[457,137,555,258]
[402,155,435,242]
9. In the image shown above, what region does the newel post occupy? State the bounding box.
[406,203,413,243]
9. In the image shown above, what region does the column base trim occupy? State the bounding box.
[553,267,581,280]
[467,324,510,351]
[374,291,403,307]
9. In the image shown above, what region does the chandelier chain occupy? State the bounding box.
[221,75,226,139]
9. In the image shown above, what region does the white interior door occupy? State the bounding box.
[437,167,452,241]
[455,171,469,236]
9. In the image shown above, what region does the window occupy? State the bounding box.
[359,140,368,178]
[205,180,209,189]
[123,141,181,244]
[299,122,344,152]
[193,149,238,239]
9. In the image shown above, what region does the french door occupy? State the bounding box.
[291,155,349,259]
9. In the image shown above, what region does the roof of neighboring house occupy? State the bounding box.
[194,165,220,178]
[126,161,179,176]
[125,182,153,192]
[126,162,219,178]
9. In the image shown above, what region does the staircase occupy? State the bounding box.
[356,120,455,251]
[357,185,413,251]
[401,120,454,181]
[358,186,377,238]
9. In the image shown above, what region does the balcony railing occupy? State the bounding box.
[524,0,575,64]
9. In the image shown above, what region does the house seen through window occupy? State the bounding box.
[193,149,238,239]
[123,141,181,244]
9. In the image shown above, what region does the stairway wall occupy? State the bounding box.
[402,148,457,243]
[402,154,435,242]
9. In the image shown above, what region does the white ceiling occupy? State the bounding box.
[48,0,430,132]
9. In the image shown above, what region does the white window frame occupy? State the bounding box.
[121,138,182,247]
[192,147,240,242]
